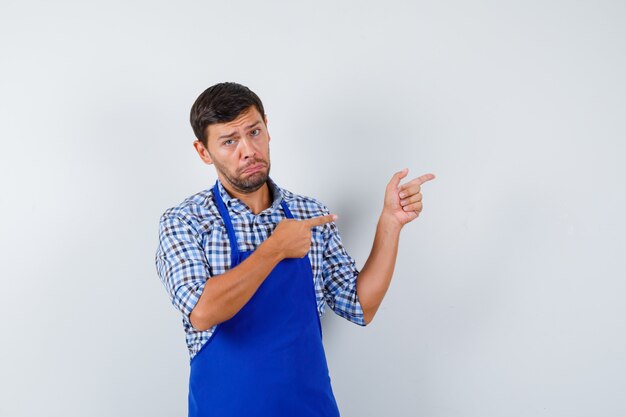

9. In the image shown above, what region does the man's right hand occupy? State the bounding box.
[189,213,337,331]
[268,214,338,259]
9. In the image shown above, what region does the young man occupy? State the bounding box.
[155,82,435,416]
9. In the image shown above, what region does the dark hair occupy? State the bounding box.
[190,82,266,147]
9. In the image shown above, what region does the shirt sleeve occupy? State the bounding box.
[319,204,366,326]
[155,213,210,322]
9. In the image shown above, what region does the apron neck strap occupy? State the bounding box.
[212,180,240,267]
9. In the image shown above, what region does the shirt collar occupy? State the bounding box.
[216,176,284,215]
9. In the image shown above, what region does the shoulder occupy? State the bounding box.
[280,186,329,218]
[158,188,219,234]
[280,186,335,236]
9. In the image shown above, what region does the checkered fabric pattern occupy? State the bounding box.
[155,176,365,361]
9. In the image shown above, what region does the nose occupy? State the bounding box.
[239,136,256,159]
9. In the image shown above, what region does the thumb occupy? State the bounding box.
[390,168,409,189]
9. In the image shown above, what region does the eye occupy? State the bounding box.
[251,128,260,136]
[223,139,235,146]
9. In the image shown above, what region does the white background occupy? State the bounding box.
[1,1,625,416]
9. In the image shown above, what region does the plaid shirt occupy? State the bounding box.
[155,176,365,361]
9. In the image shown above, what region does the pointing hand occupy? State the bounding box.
[382,168,435,228]
[270,214,337,259]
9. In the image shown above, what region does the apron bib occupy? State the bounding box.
[188,181,340,417]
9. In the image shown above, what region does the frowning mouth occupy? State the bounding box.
[242,163,264,174]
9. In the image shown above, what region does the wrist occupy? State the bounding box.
[261,235,284,263]
[379,211,403,234]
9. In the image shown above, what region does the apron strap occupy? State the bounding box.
[212,180,240,267]
[279,199,294,219]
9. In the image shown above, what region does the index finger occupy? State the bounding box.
[415,173,436,186]
[301,214,337,228]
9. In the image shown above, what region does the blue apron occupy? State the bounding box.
[188,181,341,417]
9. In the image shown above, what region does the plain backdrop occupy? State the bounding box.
[1,1,625,416]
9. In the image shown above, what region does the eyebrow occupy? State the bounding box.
[218,121,262,140]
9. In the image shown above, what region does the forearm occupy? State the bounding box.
[356,213,402,325]
[190,237,283,331]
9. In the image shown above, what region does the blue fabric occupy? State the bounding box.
[187,181,340,416]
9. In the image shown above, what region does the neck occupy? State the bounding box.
[220,176,272,215]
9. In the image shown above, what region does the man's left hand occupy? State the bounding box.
[382,168,436,228]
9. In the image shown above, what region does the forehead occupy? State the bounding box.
[206,106,263,141]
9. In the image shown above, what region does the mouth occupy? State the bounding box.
[242,163,264,174]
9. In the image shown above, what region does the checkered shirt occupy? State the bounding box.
[155,176,365,361]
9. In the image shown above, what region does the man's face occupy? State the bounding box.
[194,106,272,194]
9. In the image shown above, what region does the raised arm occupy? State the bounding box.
[356,169,435,324]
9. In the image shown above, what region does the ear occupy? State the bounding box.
[193,140,213,165]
